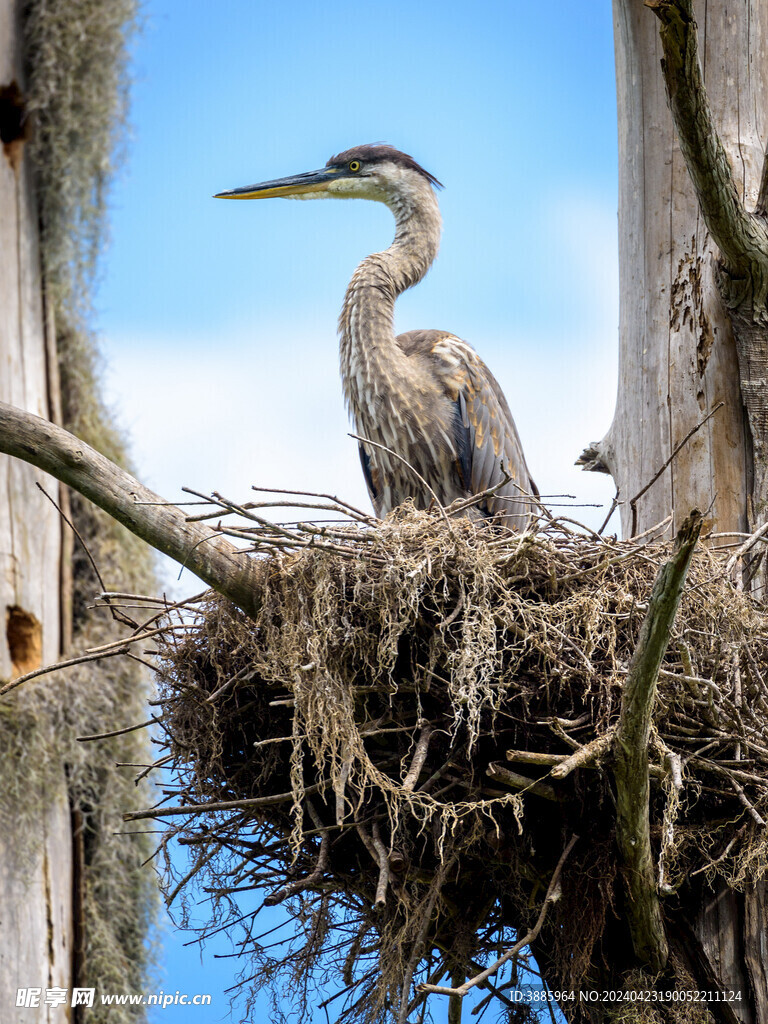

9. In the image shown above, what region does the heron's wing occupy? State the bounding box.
[398,330,537,527]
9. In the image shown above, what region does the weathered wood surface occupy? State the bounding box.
[0,0,69,1018]
[648,0,768,532]
[595,2,768,1020]
[589,0,759,539]
[0,0,61,677]
[0,772,74,1018]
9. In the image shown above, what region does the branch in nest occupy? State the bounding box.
[418,835,578,999]
[371,822,390,908]
[550,729,615,779]
[505,750,567,767]
[264,802,329,906]
[122,781,327,821]
[402,725,433,792]
[485,763,560,802]
[613,509,702,972]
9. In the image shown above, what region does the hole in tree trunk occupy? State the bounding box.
[0,81,29,172]
[6,606,42,677]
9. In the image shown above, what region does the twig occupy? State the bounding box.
[628,404,723,536]
[349,432,451,527]
[206,664,256,703]
[398,859,456,1024]
[689,830,743,877]
[0,647,128,697]
[122,782,327,821]
[336,756,353,825]
[85,623,194,655]
[726,520,768,575]
[36,482,138,629]
[264,802,329,905]
[728,777,767,827]
[418,836,578,999]
[77,716,161,742]
[597,486,621,536]
[249,483,373,521]
[505,750,567,767]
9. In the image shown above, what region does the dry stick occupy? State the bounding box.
[597,485,621,536]
[123,781,327,822]
[0,646,128,697]
[485,764,559,802]
[0,401,265,618]
[402,726,433,792]
[550,729,615,779]
[613,510,703,973]
[397,859,456,1024]
[725,520,768,575]
[728,777,767,828]
[264,801,329,906]
[419,836,578,1000]
[86,623,193,655]
[134,754,173,784]
[505,750,566,767]
[249,483,373,522]
[689,830,744,878]
[336,756,353,825]
[354,819,380,865]
[77,716,161,743]
[206,664,255,704]
[36,482,138,630]
[627,403,724,537]
[371,821,390,908]
[349,432,451,527]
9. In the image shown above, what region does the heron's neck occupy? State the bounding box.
[339,189,442,419]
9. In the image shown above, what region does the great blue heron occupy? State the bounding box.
[216,144,537,529]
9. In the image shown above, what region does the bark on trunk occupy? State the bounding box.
[0,1,70,1018]
[582,1,768,1020]
[590,0,757,541]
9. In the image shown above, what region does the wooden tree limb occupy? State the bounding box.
[646,0,768,316]
[613,509,703,972]
[0,400,263,619]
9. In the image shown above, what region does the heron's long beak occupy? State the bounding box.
[214,167,342,200]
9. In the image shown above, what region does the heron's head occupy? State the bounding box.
[215,144,442,215]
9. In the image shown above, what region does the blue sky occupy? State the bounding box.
[95,1,620,1019]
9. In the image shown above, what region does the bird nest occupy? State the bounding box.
[120,501,768,1023]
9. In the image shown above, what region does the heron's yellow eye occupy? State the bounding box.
[349,160,361,172]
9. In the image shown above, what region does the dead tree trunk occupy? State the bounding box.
[0,0,71,1016]
[584,0,757,541]
[583,1,768,1019]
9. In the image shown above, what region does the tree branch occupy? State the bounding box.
[419,836,578,999]
[0,401,263,618]
[613,509,702,972]
[647,0,768,318]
